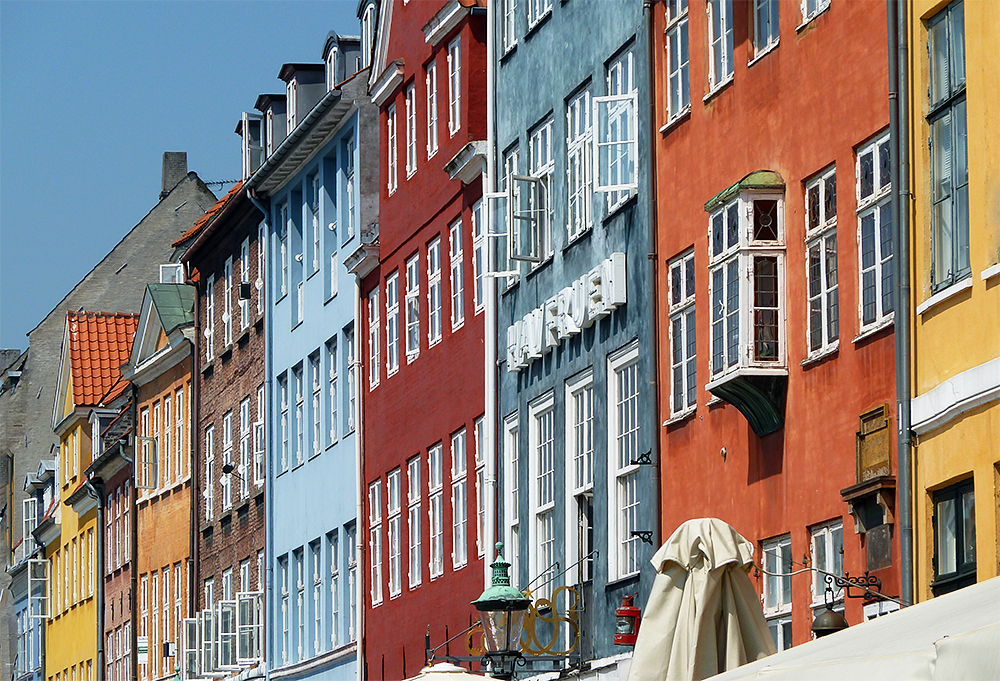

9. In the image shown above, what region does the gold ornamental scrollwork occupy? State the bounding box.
[464,585,581,657]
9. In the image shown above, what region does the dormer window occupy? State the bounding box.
[266,109,275,156]
[326,47,339,91]
[704,171,788,437]
[241,113,264,179]
[286,79,298,134]
[361,4,375,69]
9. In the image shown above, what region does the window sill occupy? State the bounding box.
[797,4,831,33]
[220,344,233,361]
[564,225,593,251]
[407,168,416,180]
[235,327,251,346]
[663,407,696,427]
[308,448,322,462]
[451,321,465,334]
[429,336,442,349]
[604,191,638,222]
[659,107,691,135]
[801,341,840,368]
[707,394,725,407]
[201,359,215,375]
[605,572,640,590]
[524,10,552,40]
[703,75,734,104]
[748,40,779,67]
[474,304,485,315]
[500,43,517,62]
[982,262,1000,281]
[917,277,973,316]
[853,314,894,344]
[406,352,420,365]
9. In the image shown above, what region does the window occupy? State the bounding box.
[369,480,383,606]
[427,238,442,345]
[347,525,358,641]
[856,133,893,331]
[205,275,215,361]
[223,257,234,346]
[502,0,517,53]
[387,469,401,597]
[763,535,792,650]
[310,356,321,459]
[309,175,321,276]
[222,412,233,509]
[529,394,556,602]
[596,48,638,205]
[405,256,421,360]
[428,443,444,579]
[311,542,322,654]
[447,37,461,136]
[928,1,968,293]
[279,557,289,663]
[279,374,289,472]
[800,0,830,25]
[240,397,251,498]
[451,429,468,569]
[810,520,844,605]
[609,345,641,580]
[385,273,399,375]
[566,87,593,241]
[295,551,305,660]
[566,372,594,583]
[449,221,465,331]
[361,4,375,68]
[175,387,185,481]
[405,84,417,177]
[707,0,734,89]
[369,287,381,389]
[204,426,215,522]
[407,457,422,588]
[509,118,552,263]
[23,496,37,548]
[293,366,304,466]
[500,146,520,274]
[753,0,779,55]
[286,79,298,133]
[258,222,266,312]
[933,477,975,594]
[387,104,398,195]
[668,250,697,417]
[255,384,265,485]
[346,328,356,433]
[329,533,340,647]
[163,395,172,483]
[326,342,338,445]
[527,0,552,28]
[426,62,438,158]
[805,168,839,355]
[664,0,690,120]
[346,139,356,240]
[707,191,786,383]
[474,417,485,557]
[279,202,289,299]
[472,201,485,313]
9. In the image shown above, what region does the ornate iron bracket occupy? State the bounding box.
[829,571,885,602]
[630,530,654,545]
[630,450,652,465]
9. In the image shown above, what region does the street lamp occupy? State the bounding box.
[472,543,530,680]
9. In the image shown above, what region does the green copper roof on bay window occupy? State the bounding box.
[704,170,785,212]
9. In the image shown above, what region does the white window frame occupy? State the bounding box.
[368,480,383,606]
[665,0,691,122]
[753,0,780,57]
[762,534,792,617]
[279,374,289,472]
[329,533,340,647]
[451,429,468,570]
[608,343,641,581]
[526,0,552,29]
[428,443,444,579]
[278,558,288,664]
[502,0,518,53]
[294,366,304,466]
[856,132,894,333]
[257,222,266,312]
[447,37,461,137]
[346,139,356,239]
[310,355,321,459]
[596,49,638,203]
[565,371,594,583]
[222,412,233,510]
[668,250,697,418]
[387,469,402,597]
[311,542,322,654]
[279,203,289,299]
[204,425,215,521]
[28,558,48,619]
[175,387,185,482]
[426,62,438,158]
[326,342,338,445]
[407,457,422,588]
[223,257,234,346]
[449,220,465,331]
[405,84,417,177]
[405,256,421,361]
[346,329,356,433]
[528,392,556,603]
[810,520,844,606]
[471,200,485,312]
[799,0,831,27]
[240,397,251,499]
[163,395,173,485]
[387,104,398,195]
[205,274,215,362]
[566,87,593,242]
[503,415,520,587]
[386,272,400,375]
[427,237,442,346]
[805,167,839,357]
[254,384,265,485]
[474,417,485,558]
[509,119,552,263]
[369,287,381,389]
[707,0,734,91]
[235,591,263,666]
[216,599,238,670]
[309,174,321,276]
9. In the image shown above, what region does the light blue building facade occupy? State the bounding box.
[247,34,377,681]
[492,0,657,673]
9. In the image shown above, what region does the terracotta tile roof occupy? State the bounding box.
[171,180,244,247]
[67,311,138,408]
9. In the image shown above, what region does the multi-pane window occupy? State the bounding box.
[295,552,304,660]
[474,417,485,557]
[255,384,266,485]
[329,533,339,647]
[205,275,216,362]
[753,0,779,55]
[405,256,421,360]
[428,443,444,579]
[310,355,321,458]
[610,346,641,579]
[279,558,289,663]
[530,396,556,602]
[204,426,215,521]
[504,415,520,592]
[427,238,442,345]
[258,222,266,311]
[405,84,417,177]
[163,395,173,484]
[240,397,251,498]
[527,0,552,28]
[346,328,356,433]
[346,139,356,239]
[810,520,844,605]
[387,469,401,597]
[800,0,830,25]
[508,117,553,263]
[707,0,734,90]
[369,287,381,389]
[664,0,690,121]
[668,251,697,416]
[387,104,398,195]
[566,88,592,241]
[309,175,321,276]
[385,272,400,375]
[805,168,839,355]
[223,257,233,346]
[311,542,322,655]
[368,480,383,606]
[240,237,251,328]
[499,147,520,277]
[426,62,438,158]
[598,48,638,208]
[928,1,968,293]
[472,200,485,312]
[279,374,289,471]
[451,429,468,569]
[222,412,233,509]
[449,221,464,330]
[407,457,422,588]
[326,342,338,445]
[857,133,893,332]
[294,366,304,466]
[567,373,594,583]
[447,37,461,136]
[502,0,517,53]
[933,477,976,595]
[347,525,357,641]
[175,387,185,481]
[279,202,289,298]
[763,534,792,650]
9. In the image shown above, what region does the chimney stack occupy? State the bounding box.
[160,151,188,199]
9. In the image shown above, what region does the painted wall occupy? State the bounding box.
[652,0,896,646]
[493,0,656,665]
[907,0,1000,602]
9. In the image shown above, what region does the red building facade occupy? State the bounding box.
[653,0,899,649]
[360,1,488,677]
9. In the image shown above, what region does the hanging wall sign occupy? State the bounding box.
[506,252,627,372]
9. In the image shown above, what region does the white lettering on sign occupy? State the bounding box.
[506,252,626,372]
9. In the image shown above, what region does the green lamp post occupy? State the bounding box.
[472,543,530,679]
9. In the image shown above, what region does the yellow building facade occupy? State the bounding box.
[907,0,1000,601]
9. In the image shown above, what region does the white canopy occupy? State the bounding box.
[628,519,776,681]
[708,576,1000,681]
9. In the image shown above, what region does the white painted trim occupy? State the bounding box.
[916,276,973,316]
[911,357,1000,435]
[980,262,1000,281]
[370,61,404,107]
[422,0,466,46]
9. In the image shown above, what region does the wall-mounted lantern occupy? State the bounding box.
[614,594,641,646]
[472,543,531,679]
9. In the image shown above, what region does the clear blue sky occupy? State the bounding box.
[0,0,362,351]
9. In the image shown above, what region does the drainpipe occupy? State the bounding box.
[353,277,365,681]
[185,266,201,621]
[130,384,139,681]
[643,0,662,549]
[483,0,498,591]
[889,0,914,607]
[85,476,105,679]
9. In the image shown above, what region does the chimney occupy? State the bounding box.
[161,152,188,199]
